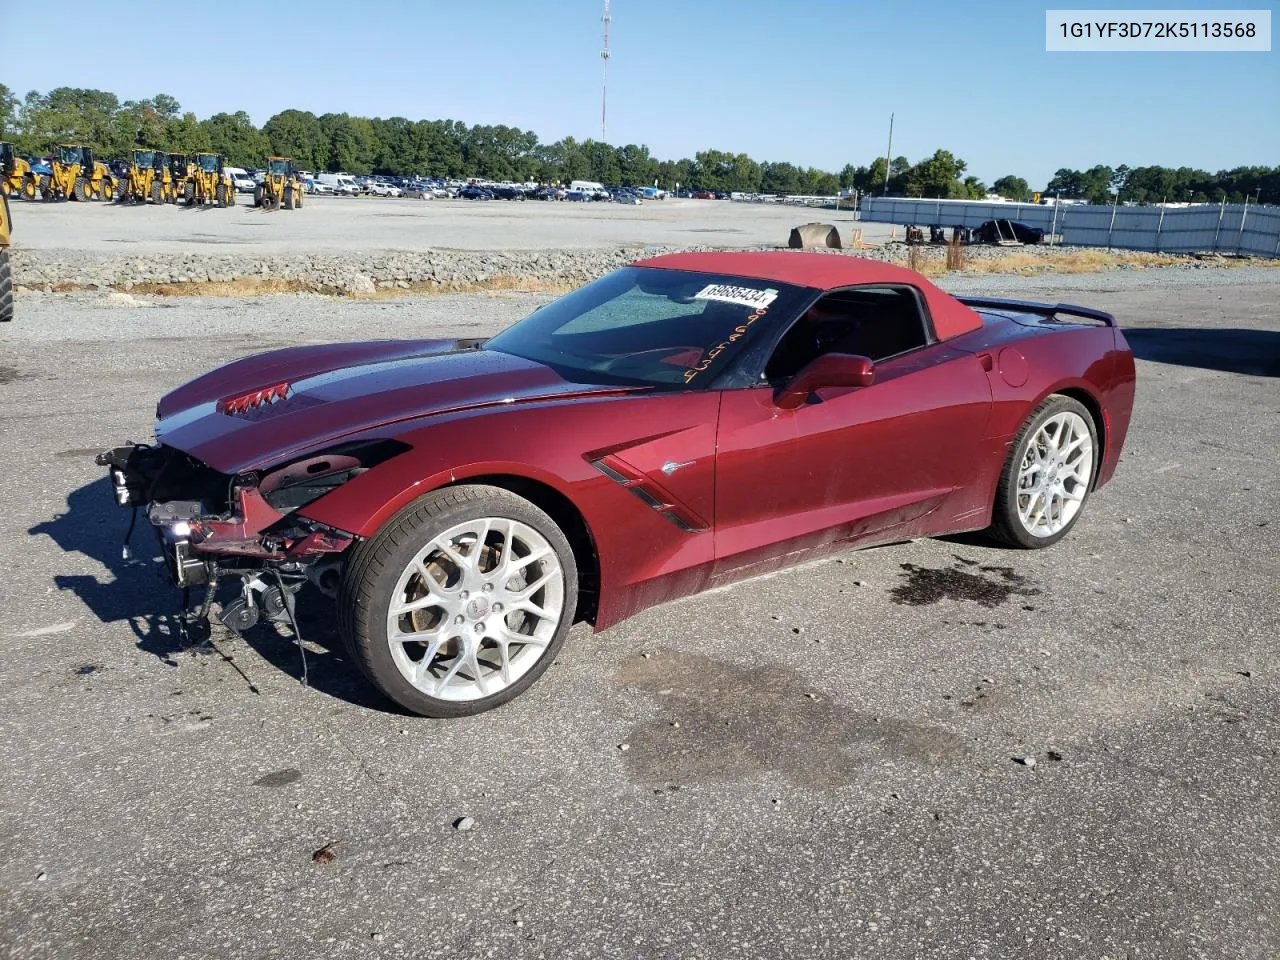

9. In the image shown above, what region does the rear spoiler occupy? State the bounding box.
[957,296,1116,327]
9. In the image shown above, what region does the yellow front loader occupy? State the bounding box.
[1,189,12,322]
[117,149,171,205]
[185,153,236,207]
[1,142,39,201]
[167,153,192,204]
[41,144,115,201]
[253,156,303,211]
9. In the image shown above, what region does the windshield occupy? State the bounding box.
[485,267,807,389]
[269,159,290,175]
[198,154,218,172]
[170,155,186,173]
[134,150,154,166]
[58,146,81,165]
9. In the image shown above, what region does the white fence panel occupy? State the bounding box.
[858,198,1280,258]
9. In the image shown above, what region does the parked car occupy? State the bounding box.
[316,173,361,196]
[491,186,526,201]
[367,182,403,198]
[458,186,494,200]
[96,250,1135,719]
[224,166,257,193]
[973,220,1045,244]
[306,180,335,195]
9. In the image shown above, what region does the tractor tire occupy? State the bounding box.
[0,248,13,323]
[284,186,295,210]
[226,186,236,207]
[262,189,280,212]
[183,182,195,205]
[253,185,263,208]
[295,190,302,209]
[38,175,53,201]
[73,178,89,202]
[150,182,163,205]
[216,183,227,207]
[22,176,38,201]
[100,180,114,202]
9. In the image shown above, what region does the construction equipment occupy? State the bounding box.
[117,149,171,205]
[41,144,116,201]
[1,142,39,201]
[254,156,303,211]
[1,189,12,322]
[186,153,236,207]
[167,153,191,204]
[787,222,842,249]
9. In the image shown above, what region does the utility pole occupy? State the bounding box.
[882,113,894,195]
[600,0,611,142]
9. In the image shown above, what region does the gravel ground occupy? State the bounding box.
[8,194,891,254]
[0,269,1277,959]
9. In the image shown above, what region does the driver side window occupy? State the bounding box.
[764,285,931,381]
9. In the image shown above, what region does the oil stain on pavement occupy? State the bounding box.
[890,557,1041,609]
[615,651,965,790]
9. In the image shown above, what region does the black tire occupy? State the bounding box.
[216,183,227,207]
[0,248,12,323]
[183,182,195,205]
[253,184,263,208]
[22,175,38,200]
[339,484,579,718]
[150,181,162,205]
[294,189,302,208]
[283,186,294,210]
[72,178,88,201]
[989,394,1099,549]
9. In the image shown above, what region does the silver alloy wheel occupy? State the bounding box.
[385,517,565,702]
[1017,411,1094,537]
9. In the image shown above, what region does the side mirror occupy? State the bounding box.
[774,353,875,410]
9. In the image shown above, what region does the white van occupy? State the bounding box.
[569,180,605,193]
[223,166,256,193]
[316,173,361,196]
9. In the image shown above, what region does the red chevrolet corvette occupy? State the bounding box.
[99,251,1135,716]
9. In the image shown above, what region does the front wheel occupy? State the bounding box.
[0,248,12,323]
[339,484,578,718]
[989,395,1098,548]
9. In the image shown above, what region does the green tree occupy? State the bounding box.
[201,111,271,166]
[263,109,325,170]
[0,82,18,139]
[992,175,1029,200]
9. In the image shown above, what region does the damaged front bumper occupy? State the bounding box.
[95,443,356,589]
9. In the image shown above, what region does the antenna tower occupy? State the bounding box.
[600,0,611,141]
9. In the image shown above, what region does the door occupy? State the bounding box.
[712,290,992,578]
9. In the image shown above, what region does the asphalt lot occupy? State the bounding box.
[1,274,1278,959]
[10,194,891,254]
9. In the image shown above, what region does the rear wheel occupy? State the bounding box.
[72,178,88,201]
[150,182,162,205]
[100,179,114,202]
[21,176,37,200]
[253,184,263,208]
[183,182,194,205]
[989,395,1098,548]
[339,484,578,718]
[38,175,52,200]
[216,183,227,207]
[283,186,295,209]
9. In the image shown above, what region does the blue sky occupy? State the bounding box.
[4,0,1275,187]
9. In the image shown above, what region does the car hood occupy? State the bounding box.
[154,339,636,474]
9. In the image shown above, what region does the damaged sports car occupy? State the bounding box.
[98,251,1135,717]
